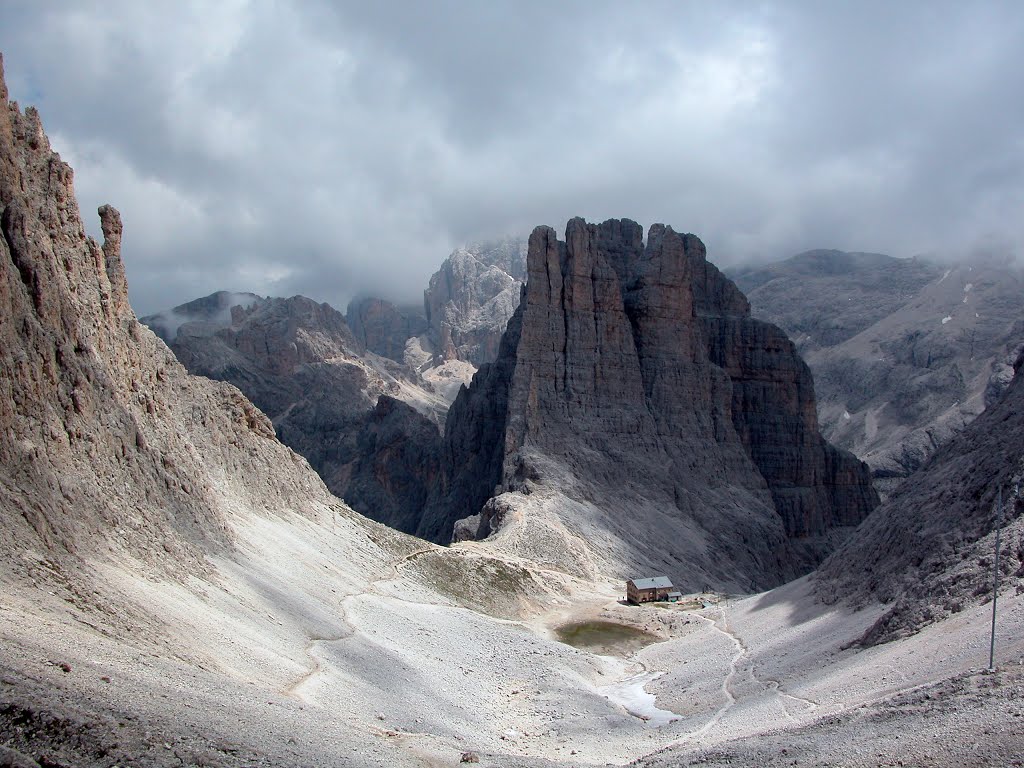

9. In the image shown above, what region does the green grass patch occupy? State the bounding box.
[408,550,538,620]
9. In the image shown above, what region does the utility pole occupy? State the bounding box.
[988,486,1003,671]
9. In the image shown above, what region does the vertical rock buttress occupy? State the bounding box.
[429,218,878,586]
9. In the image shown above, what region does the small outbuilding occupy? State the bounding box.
[626,576,675,604]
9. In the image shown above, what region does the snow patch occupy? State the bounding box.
[843,411,851,420]
[598,670,679,726]
[938,269,951,283]
[941,316,953,324]
[964,282,973,292]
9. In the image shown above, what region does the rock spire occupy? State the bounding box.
[427,218,878,589]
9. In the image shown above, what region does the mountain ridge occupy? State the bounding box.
[816,348,1024,644]
[142,291,446,535]
[732,249,1024,495]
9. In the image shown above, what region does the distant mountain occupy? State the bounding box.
[422,219,878,590]
[141,289,262,344]
[345,295,428,363]
[139,237,531,538]
[816,349,1024,644]
[336,239,530,406]
[142,293,446,535]
[422,236,527,366]
[731,250,940,349]
[732,250,1024,495]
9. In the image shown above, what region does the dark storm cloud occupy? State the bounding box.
[1,1,1022,315]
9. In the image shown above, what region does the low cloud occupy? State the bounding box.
[2,1,1022,314]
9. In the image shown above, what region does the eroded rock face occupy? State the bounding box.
[429,218,878,588]
[423,237,526,366]
[696,292,880,544]
[343,395,442,534]
[145,293,446,536]
[0,53,356,595]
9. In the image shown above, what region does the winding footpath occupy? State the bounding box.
[674,608,745,742]
[671,604,823,747]
[283,547,434,702]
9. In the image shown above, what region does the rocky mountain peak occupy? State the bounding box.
[422,235,527,365]
[140,290,262,344]
[426,218,878,589]
[0,54,350,594]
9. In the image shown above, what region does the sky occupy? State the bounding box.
[2,1,1023,316]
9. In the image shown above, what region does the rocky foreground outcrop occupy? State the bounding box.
[0,51,384,595]
[142,293,445,535]
[733,250,1024,496]
[816,349,1024,644]
[426,219,878,588]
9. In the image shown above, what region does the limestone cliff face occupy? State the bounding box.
[0,54,362,596]
[346,296,427,363]
[423,237,527,365]
[345,395,443,535]
[417,296,524,543]
[693,253,880,545]
[431,218,878,587]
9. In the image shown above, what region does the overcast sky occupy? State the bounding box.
[2,1,1023,315]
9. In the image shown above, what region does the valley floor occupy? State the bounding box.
[2,512,1022,768]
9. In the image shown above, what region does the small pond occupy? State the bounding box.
[554,620,661,657]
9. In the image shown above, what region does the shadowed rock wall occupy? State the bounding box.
[428,218,878,586]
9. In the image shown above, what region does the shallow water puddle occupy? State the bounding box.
[555,620,680,724]
[554,620,660,656]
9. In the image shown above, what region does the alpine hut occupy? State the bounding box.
[626,576,675,604]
